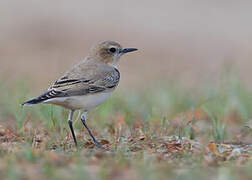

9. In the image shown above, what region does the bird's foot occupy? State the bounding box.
[91,139,109,151]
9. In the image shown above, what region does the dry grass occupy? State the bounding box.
[0,71,252,180]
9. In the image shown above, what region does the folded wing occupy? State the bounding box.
[22,64,120,106]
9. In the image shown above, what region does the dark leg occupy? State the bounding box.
[81,111,104,149]
[68,110,77,147]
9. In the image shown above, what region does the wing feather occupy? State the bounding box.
[48,64,120,98]
[23,62,120,106]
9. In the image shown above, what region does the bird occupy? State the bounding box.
[22,40,137,149]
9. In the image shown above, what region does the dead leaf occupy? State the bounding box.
[100,139,110,145]
[137,129,146,141]
[208,142,220,156]
[84,141,95,148]
[0,125,6,136]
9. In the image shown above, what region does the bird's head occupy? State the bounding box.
[88,41,137,67]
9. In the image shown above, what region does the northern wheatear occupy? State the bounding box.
[22,41,137,148]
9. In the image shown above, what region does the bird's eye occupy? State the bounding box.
[109,47,116,53]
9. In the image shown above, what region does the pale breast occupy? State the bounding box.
[43,91,113,110]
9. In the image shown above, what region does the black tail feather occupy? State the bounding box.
[22,97,45,106]
[22,90,62,106]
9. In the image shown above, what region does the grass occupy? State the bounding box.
[0,71,252,180]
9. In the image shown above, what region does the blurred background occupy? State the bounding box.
[1,0,252,93]
[1,2,252,179]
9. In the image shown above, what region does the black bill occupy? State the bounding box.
[121,48,138,54]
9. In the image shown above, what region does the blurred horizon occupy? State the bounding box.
[1,0,252,92]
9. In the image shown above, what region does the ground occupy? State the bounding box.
[0,75,252,180]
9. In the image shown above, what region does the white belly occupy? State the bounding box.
[43,92,113,110]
